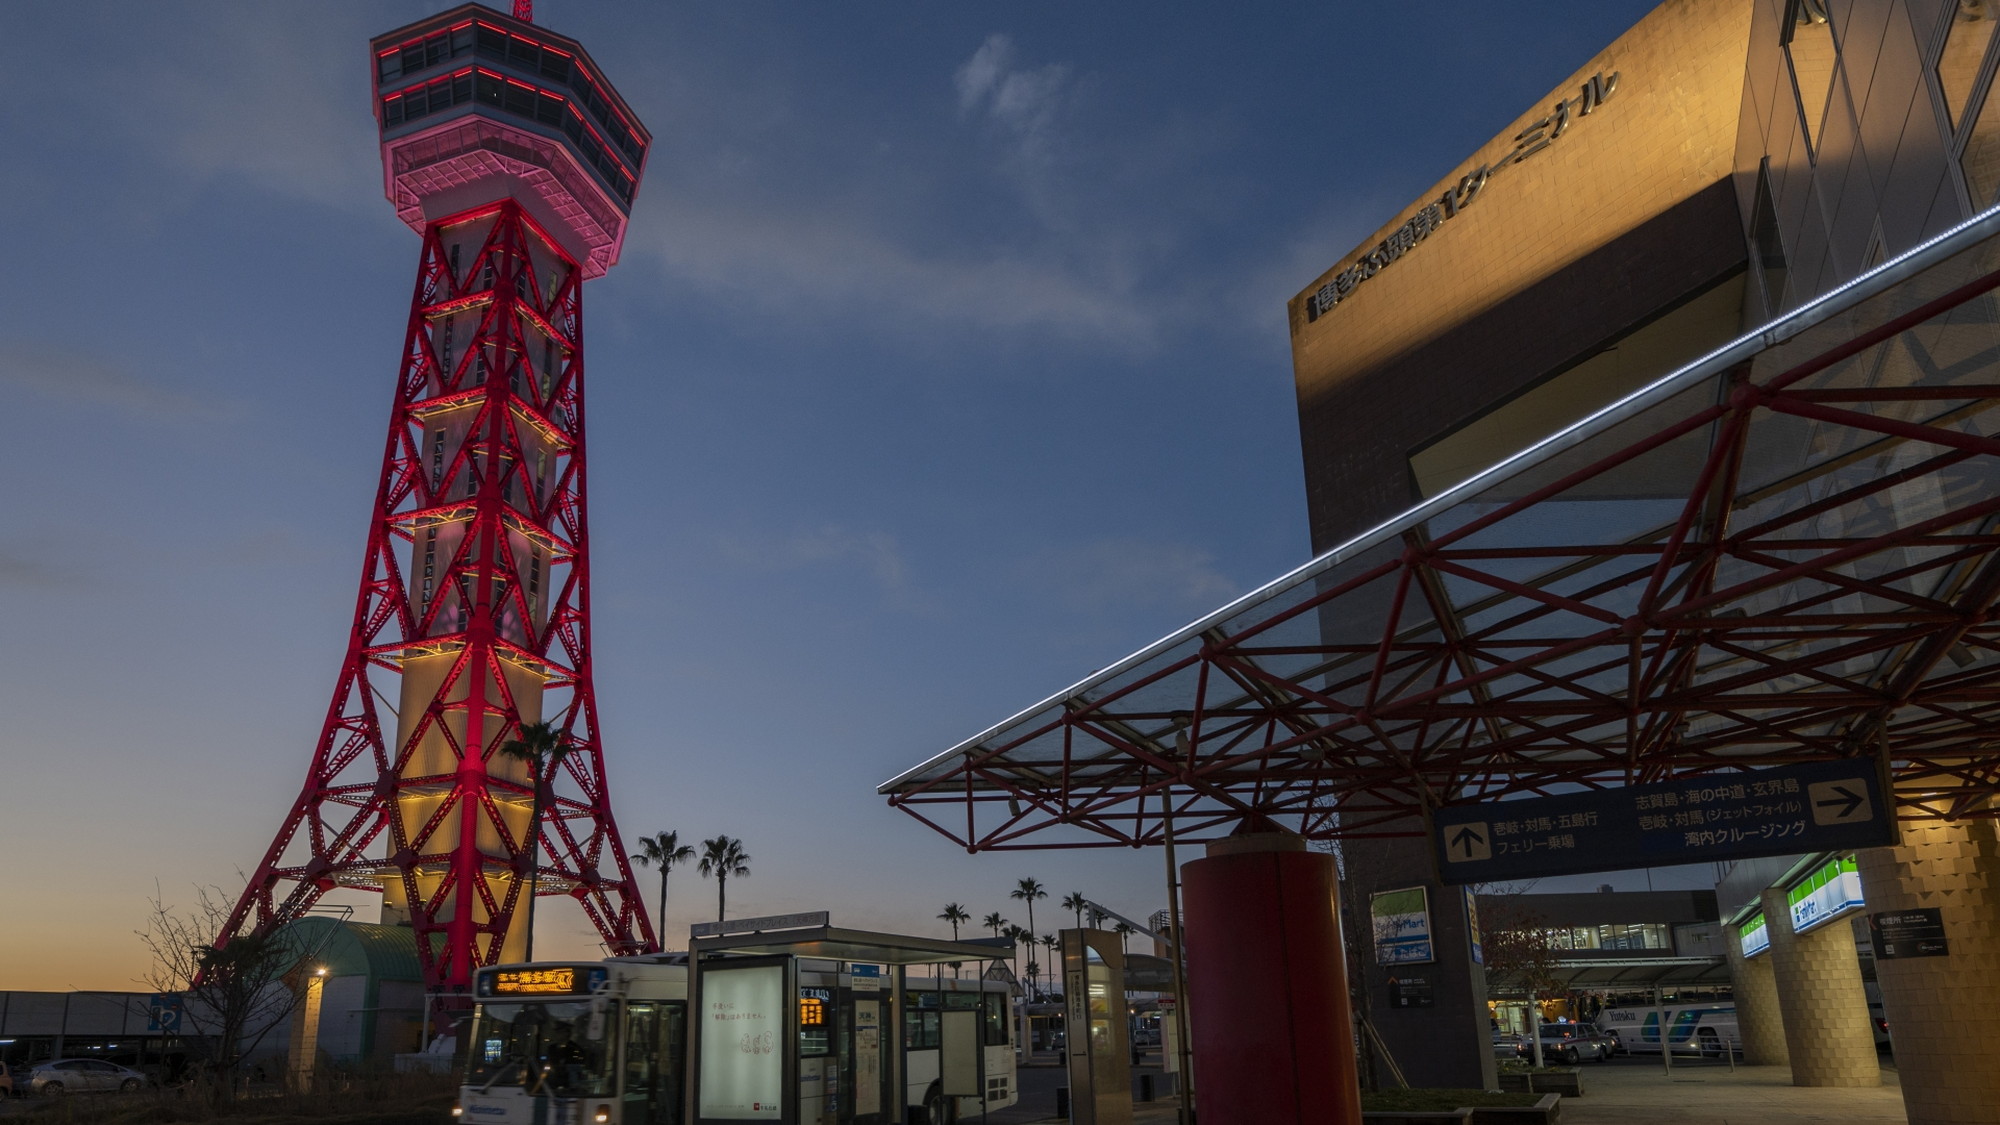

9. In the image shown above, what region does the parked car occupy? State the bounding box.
[28,1059,150,1095]
[1576,1022,1619,1058]
[1490,1032,1524,1061]
[1519,1022,1613,1064]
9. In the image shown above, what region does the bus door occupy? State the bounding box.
[621,1001,687,1125]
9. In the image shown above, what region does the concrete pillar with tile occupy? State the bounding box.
[1724,922,1788,1066]
[1761,887,1878,1087]
[1857,818,2000,1125]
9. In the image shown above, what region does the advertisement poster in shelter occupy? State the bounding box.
[699,964,785,1120]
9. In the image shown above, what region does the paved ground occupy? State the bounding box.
[999,1051,1909,1125]
[1557,1060,1905,1125]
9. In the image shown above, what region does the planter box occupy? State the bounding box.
[1469,1093,1563,1124]
[1497,1070,1582,1097]
[1361,1111,1473,1125]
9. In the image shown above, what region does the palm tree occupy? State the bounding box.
[1114,921,1135,954]
[497,720,576,961]
[1003,924,1030,985]
[1061,892,1089,930]
[1040,933,1059,977]
[631,831,696,943]
[938,903,970,940]
[1010,878,1046,989]
[697,836,752,920]
[983,912,1008,937]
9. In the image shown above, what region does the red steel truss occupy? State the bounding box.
[883,213,2000,852]
[222,200,654,990]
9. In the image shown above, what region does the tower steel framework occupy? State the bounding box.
[221,3,655,998]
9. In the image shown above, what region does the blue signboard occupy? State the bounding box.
[148,994,184,1033]
[1431,759,1893,884]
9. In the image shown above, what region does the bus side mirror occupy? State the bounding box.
[586,997,608,1041]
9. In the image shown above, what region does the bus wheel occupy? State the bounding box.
[924,1084,955,1125]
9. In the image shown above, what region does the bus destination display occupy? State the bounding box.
[483,966,606,996]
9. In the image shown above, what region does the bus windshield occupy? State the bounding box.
[466,1001,613,1097]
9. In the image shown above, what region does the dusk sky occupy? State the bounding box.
[0,0,1701,992]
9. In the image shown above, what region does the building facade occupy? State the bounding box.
[1290,1,2000,1118]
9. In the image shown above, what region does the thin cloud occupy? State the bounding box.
[715,524,941,614]
[957,35,1071,145]
[0,7,379,217]
[1017,538,1240,613]
[0,545,78,589]
[644,198,1154,345]
[954,34,1078,221]
[0,341,210,418]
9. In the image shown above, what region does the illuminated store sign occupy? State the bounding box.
[1371,886,1435,965]
[700,964,784,1121]
[1306,71,1620,323]
[1739,912,1770,958]
[1788,855,1864,935]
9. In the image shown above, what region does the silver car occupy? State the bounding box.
[1520,1022,1613,1064]
[29,1059,149,1095]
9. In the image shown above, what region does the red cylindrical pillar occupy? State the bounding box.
[1182,830,1359,1125]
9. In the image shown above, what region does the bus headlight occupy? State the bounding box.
[451,1107,463,1118]
[594,1106,611,1123]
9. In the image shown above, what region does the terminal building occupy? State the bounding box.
[1476,889,1727,1034]
[1285,0,2000,1120]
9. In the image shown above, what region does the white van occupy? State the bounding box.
[1598,1004,1738,1054]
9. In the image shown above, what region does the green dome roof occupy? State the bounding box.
[278,917,424,982]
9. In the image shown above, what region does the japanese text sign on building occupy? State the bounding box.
[1304,70,1619,323]
[1870,908,1948,959]
[1430,759,1893,884]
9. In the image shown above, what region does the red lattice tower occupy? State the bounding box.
[221,3,655,1000]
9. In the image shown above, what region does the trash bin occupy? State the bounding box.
[1138,1075,1155,1102]
[1055,1086,1070,1119]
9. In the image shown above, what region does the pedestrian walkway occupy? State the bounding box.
[1521,1062,1904,1125]
[1010,1058,1906,1124]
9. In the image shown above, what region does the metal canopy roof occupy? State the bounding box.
[1549,957,1729,988]
[688,925,1013,966]
[883,205,2000,851]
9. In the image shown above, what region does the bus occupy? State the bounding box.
[1597,1003,1738,1055]
[900,979,1016,1124]
[455,957,1016,1125]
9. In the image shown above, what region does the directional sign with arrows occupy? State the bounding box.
[1430,759,1895,884]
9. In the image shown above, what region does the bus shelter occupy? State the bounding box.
[880,206,2000,1125]
[687,917,1013,1125]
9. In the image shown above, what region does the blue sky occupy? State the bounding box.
[0,0,1693,990]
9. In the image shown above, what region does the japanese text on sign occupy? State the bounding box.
[1431,759,1892,884]
[1306,71,1619,323]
